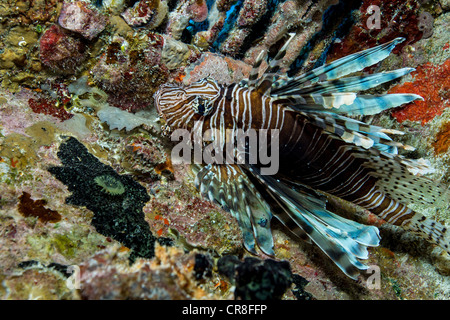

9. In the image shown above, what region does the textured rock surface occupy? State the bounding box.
[39,24,88,74]
[58,1,108,40]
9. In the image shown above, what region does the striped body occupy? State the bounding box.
[277,117,416,227]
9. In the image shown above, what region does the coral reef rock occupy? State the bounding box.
[58,1,108,40]
[218,256,293,300]
[48,136,159,262]
[91,33,169,111]
[39,24,88,74]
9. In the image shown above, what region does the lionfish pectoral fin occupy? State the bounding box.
[273,67,423,116]
[271,37,423,117]
[279,68,415,96]
[316,93,423,116]
[245,165,380,280]
[193,163,275,256]
[278,90,422,117]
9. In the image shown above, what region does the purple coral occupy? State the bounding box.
[237,0,268,27]
[58,1,107,40]
[219,0,269,57]
[243,0,330,69]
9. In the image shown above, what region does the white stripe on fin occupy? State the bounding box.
[245,165,380,280]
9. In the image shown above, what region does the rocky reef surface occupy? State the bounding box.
[0,0,449,300]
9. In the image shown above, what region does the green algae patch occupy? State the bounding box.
[52,234,78,258]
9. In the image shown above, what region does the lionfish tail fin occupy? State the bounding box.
[404,213,450,254]
[356,147,450,254]
[364,151,448,207]
[193,164,275,256]
[245,165,380,280]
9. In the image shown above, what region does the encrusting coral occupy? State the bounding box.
[389,60,450,125]
[90,32,170,112]
[39,24,88,75]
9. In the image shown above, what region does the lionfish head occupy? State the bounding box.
[154,77,221,132]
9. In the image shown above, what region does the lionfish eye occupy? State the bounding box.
[193,97,212,116]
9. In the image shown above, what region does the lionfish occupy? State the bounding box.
[154,35,450,279]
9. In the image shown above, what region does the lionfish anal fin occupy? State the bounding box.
[244,165,380,280]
